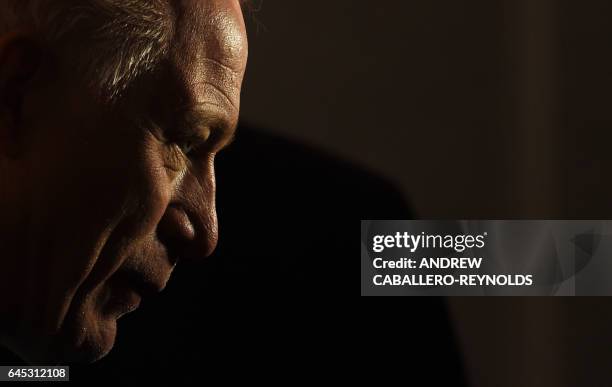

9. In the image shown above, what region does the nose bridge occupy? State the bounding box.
[160,158,218,261]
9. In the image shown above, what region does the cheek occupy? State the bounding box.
[123,138,175,235]
[63,133,174,289]
[21,130,176,363]
[21,134,140,328]
[19,124,172,339]
[12,78,176,360]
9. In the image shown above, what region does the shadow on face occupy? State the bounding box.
[0,0,247,364]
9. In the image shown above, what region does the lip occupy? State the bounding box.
[113,268,166,298]
[106,269,166,317]
[106,285,142,318]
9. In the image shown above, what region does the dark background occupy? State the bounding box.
[240,1,612,386]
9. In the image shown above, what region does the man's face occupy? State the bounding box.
[0,0,247,363]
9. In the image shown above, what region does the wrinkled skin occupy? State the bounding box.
[0,0,247,364]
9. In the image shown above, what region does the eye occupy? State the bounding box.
[176,138,200,155]
[171,129,211,156]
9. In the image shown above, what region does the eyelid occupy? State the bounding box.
[144,111,234,155]
[171,131,207,155]
[173,125,233,155]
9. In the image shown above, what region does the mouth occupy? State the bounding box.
[105,268,167,318]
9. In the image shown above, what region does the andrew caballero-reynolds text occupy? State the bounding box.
[370,232,534,287]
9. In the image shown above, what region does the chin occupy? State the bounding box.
[72,319,117,364]
[54,279,142,364]
[11,314,116,365]
[23,281,141,364]
[52,305,119,364]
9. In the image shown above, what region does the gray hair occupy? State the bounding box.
[0,0,176,101]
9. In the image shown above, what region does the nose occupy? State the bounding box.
[157,162,218,262]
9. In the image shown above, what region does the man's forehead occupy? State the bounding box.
[167,0,247,104]
[112,0,244,132]
[170,0,248,68]
[112,0,247,129]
